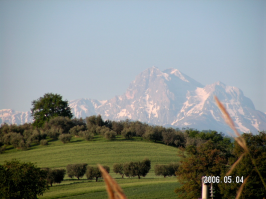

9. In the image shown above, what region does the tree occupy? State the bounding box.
[0,159,48,199]
[154,165,169,178]
[113,163,124,178]
[66,163,87,180]
[143,126,163,142]
[174,140,229,199]
[111,121,123,135]
[31,93,73,127]
[78,130,94,141]
[124,159,151,179]
[43,168,65,186]
[86,115,104,128]
[132,121,148,137]
[121,128,134,139]
[86,165,110,182]
[46,127,63,140]
[155,163,179,178]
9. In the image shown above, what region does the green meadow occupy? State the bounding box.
[0,136,181,198]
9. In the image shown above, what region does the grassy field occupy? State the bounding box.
[0,136,181,198]
[39,177,179,199]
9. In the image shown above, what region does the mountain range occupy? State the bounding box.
[1,66,266,135]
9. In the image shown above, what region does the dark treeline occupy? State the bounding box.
[0,114,232,153]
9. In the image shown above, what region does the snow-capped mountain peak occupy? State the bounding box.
[1,67,265,134]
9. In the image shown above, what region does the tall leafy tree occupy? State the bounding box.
[175,140,229,199]
[219,132,266,199]
[31,93,73,127]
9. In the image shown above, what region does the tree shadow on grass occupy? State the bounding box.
[70,139,83,143]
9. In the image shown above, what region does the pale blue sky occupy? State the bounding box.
[1,0,265,112]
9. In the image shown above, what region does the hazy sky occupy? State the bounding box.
[1,0,265,112]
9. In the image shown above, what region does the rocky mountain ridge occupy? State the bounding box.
[1,66,265,135]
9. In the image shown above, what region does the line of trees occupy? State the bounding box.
[0,114,232,153]
[66,159,151,182]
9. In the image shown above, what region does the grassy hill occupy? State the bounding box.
[0,136,181,198]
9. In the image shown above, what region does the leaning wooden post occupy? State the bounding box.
[201,176,209,199]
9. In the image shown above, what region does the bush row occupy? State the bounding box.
[66,163,110,182]
[66,159,151,182]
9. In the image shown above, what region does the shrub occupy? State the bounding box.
[0,139,5,153]
[2,132,17,145]
[100,126,110,136]
[69,125,86,136]
[10,133,24,148]
[18,139,27,150]
[40,139,48,146]
[47,127,62,140]
[23,129,32,140]
[29,130,41,144]
[40,129,47,139]
[104,130,116,140]
[66,163,87,180]
[59,134,72,144]
[79,130,94,141]
[0,146,5,154]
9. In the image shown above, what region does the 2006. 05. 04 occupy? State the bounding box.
[203,176,244,183]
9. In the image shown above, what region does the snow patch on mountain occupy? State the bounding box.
[0,109,33,125]
[170,69,189,82]
[117,109,132,119]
